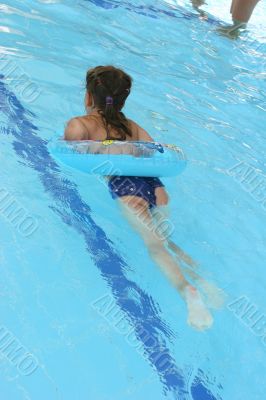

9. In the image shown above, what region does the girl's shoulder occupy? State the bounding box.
[64,115,98,140]
[127,119,154,142]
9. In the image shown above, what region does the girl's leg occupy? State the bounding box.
[119,196,188,293]
[151,205,226,309]
[154,186,169,206]
[151,200,198,267]
[171,261,226,309]
[119,195,213,331]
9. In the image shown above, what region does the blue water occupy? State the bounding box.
[0,1,265,399]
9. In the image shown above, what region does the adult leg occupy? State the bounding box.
[218,0,260,38]
[191,0,206,9]
[231,0,260,23]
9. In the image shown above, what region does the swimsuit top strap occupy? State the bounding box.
[105,123,111,140]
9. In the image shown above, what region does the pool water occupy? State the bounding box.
[0,1,265,399]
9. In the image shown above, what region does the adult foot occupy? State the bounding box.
[217,22,246,39]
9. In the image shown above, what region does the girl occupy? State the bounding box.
[65,65,222,330]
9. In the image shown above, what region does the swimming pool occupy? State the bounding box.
[0,0,265,399]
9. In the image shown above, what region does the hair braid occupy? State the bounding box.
[86,66,133,140]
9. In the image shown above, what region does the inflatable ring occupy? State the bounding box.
[49,140,187,177]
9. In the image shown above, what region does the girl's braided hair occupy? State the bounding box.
[86,65,133,140]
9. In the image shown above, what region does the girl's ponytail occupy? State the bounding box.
[86,66,133,140]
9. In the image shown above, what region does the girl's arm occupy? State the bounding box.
[64,118,89,140]
[128,120,154,142]
[137,126,154,142]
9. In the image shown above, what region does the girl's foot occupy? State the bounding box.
[184,286,213,331]
[199,281,227,310]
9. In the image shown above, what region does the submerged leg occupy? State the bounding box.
[151,206,226,309]
[175,263,226,310]
[151,205,199,267]
[119,196,213,331]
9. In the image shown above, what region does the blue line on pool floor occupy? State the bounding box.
[85,0,221,25]
[0,74,221,400]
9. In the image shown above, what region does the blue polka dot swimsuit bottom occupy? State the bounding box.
[108,176,164,208]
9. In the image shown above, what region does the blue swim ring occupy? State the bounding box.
[49,140,187,177]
